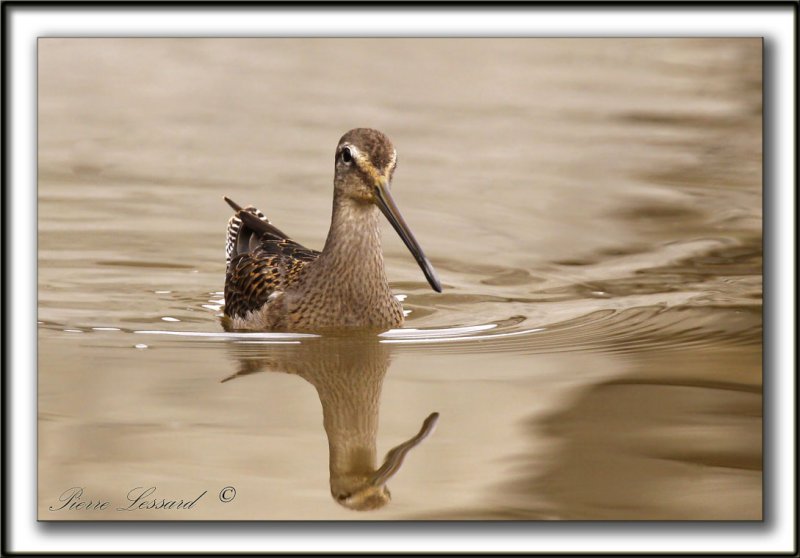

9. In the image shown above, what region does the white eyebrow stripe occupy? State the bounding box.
[343,144,395,182]
[346,144,362,158]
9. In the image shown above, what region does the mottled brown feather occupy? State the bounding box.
[224,199,320,320]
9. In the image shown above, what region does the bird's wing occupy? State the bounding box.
[223,197,320,319]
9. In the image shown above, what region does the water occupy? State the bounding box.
[38,38,762,520]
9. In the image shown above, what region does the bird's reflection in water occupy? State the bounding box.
[222,333,439,511]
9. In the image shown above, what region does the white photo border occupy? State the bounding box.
[4,2,795,554]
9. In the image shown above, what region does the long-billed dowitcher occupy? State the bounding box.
[223,128,441,332]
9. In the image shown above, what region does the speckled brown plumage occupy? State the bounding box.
[222,128,441,332]
[223,201,319,323]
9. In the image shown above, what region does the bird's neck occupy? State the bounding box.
[320,195,387,284]
[294,193,401,329]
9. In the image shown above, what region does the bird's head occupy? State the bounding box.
[333,128,442,293]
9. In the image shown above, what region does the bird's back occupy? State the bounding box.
[223,198,319,327]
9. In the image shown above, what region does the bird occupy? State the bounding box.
[222,128,442,332]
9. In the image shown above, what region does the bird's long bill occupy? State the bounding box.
[374,181,442,293]
[369,412,440,487]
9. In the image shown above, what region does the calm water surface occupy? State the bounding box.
[38,39,762,520]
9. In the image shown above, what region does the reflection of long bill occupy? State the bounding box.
[370,412,440,487]
[374,179,442,293]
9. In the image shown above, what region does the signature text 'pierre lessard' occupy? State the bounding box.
[49,486,208,512]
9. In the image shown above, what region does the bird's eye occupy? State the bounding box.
[340,147,352,164]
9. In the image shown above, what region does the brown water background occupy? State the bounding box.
[38,38,762,520]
